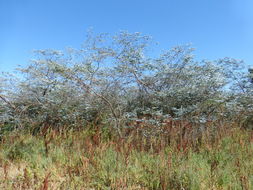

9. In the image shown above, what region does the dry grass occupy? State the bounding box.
[0,121,253,189]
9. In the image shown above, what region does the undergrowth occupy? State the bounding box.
[0,124,253,190]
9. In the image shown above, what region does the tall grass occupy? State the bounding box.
[0,122,253,189]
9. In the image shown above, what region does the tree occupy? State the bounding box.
[0,31,252,136]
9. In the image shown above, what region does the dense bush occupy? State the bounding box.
[0,31,253,136]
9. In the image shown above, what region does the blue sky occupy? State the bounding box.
[1,0,253,72]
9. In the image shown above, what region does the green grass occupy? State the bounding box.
[0,126,253,189]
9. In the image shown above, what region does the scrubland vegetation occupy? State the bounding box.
[1,31,253,189]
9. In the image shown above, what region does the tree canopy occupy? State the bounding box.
[1,31,253,137]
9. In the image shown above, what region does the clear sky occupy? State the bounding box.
[1,0,253,72]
